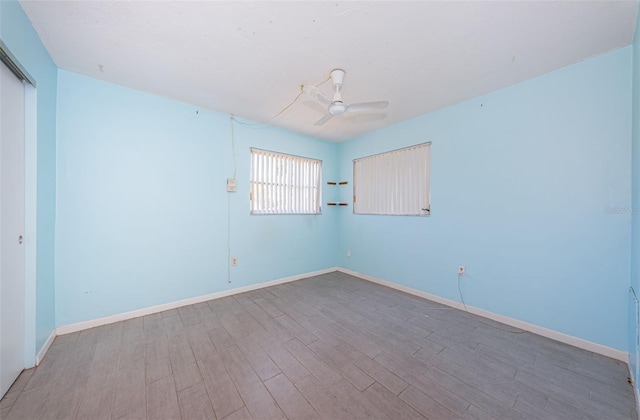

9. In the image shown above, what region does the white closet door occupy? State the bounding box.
[0,60,26,398]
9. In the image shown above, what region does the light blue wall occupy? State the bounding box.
[55,71,338,326]
[629,4,640,391]
[0,1,57,360]
[338,47,633,351]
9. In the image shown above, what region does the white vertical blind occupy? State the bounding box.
[353,143,430,216]
[250,148,322,214]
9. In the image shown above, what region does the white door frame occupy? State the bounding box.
[0,40,38,369]
[24,81,37,368]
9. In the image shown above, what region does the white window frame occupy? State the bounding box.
[353,142,431,216]
[250,148,322,215]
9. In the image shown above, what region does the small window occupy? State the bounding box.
[250,148,322,215]
[354,142,431,216]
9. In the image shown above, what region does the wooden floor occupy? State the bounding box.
[1,272,636,419]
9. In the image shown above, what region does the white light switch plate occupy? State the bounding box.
[227,178,236,192]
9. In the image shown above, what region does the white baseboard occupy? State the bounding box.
[56,267,338,336]
[36,329,56,366]
[338,267,628,362]
[53,265,628,363]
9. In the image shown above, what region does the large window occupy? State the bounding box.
[250,148,322,215]
[353,142,431,216]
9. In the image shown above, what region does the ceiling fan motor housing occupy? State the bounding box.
[329,69,346,115]
[329,102,347,115]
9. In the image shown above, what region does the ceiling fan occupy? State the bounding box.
[306,69,389,126]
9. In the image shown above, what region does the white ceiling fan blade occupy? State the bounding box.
[315,91,332,105]
[303,100,329,115]
[347,101,389,112]
[303,85,332,105]
[315,114,334,126]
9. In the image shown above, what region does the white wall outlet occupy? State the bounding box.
[347,250,351,257]
[457,265,466,276]
[231,256,238,266]
[227,178,237,192]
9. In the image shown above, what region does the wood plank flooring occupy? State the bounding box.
[1,272,636,419]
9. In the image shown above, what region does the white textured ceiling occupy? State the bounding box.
[20,1,639,142]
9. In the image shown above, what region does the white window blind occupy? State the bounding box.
[250,148,322,215]
[353,142,431,216]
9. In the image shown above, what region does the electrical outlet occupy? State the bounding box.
[457,265,466,276]
[347,250,351,257]
[231,257,238,266]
